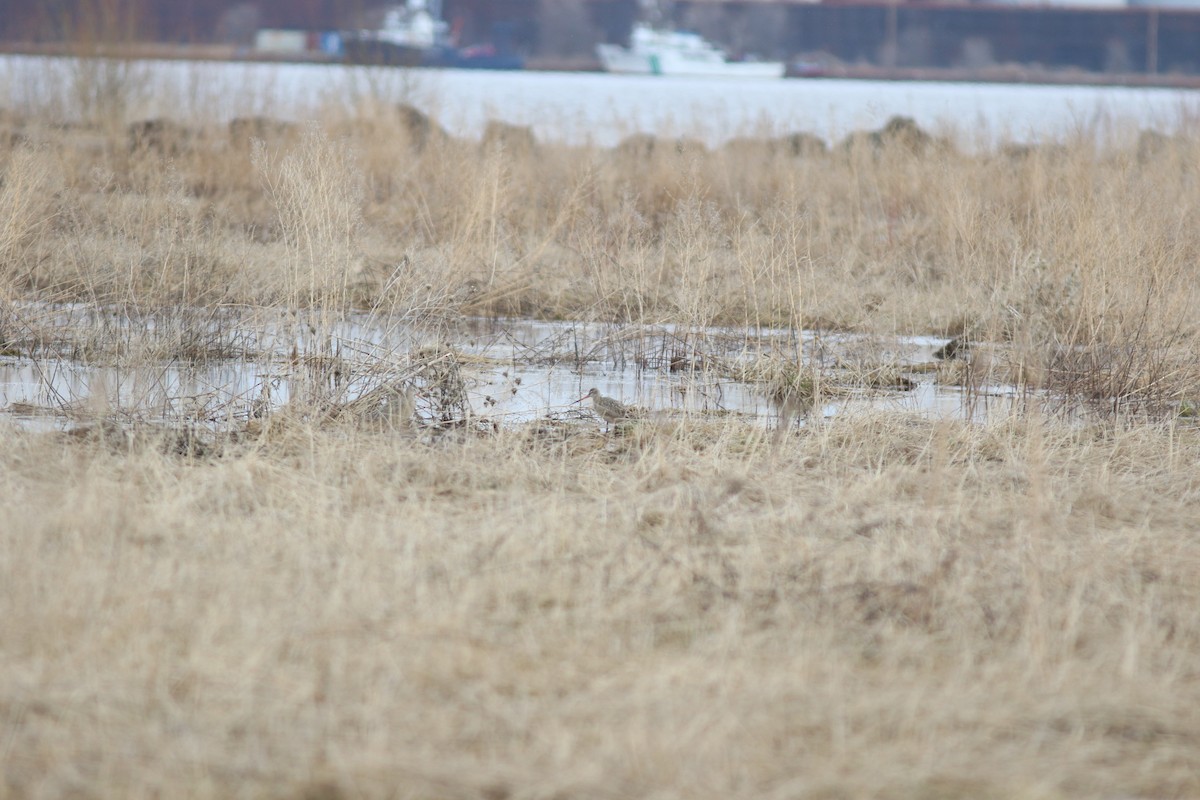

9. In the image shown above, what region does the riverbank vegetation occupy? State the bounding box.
[2,98,1200,799]
[3,102,1198,408]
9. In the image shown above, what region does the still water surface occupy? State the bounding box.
[0,314,1030,432]
[2,54,1198,146]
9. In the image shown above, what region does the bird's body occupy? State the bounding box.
[579,387,634,431]
[933,335,969,361]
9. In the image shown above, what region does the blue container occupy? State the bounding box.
[319,31,343,57]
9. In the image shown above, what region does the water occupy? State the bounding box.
[2,54,1198,146]
[0,312,1032,433]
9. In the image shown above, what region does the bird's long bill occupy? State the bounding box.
[573,394,589,404]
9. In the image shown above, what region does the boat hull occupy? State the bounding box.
[427,45,523,70]
[342,37,426,67]
[342,39,523,70]
[596,42,784,79]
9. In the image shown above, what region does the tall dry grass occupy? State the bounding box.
[2,414,1199,798]
[2,99,1200,798]
[3,103,1198,409]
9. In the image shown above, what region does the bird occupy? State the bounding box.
[576,387,635,432]
[933,335,970,361]
[767,376,816,444]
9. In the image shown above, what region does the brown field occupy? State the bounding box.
[2,85,1200,799]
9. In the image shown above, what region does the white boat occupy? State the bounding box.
[342,0,450,66]
[341,0,524,69]
[596,24,785,79]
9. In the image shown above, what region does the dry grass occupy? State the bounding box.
[2,102,1198,409]
[2,94,1200,798]
[3,417,1200,798]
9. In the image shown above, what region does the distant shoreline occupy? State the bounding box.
[4,40,1200,90]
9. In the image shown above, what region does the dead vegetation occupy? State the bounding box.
[8,98,1197,415]
[3,411,1200,799]
[1,93,1200,798]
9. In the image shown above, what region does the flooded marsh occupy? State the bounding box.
[1,307,1065,441]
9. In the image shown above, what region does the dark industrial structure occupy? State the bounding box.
[778,2,1198,74]
[589,0,1200,75]
[3,0,1200,76]
[0,1,537,51]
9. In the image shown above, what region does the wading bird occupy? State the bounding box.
[576,387,635,432]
